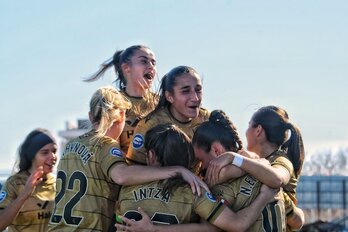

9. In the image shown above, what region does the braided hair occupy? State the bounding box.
[192,110,243,153]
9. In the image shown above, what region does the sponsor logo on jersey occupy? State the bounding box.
[0,191,7,203]
[132,134,144,149]
[110,147,123,157]
[205,192,217,202]
[38,211,52,220]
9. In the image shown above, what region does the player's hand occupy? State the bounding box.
[22,166,44,199]
[258,158,271,166]
[205,152,234,186]
[179,167,210,196]
[238,149,259,159]
[115,207,154,232]
[259,184,280,203]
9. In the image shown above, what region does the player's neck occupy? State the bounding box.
[125,85,146,98]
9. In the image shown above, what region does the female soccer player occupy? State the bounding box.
[126,65,209,170]
[0,128,57,231]
[84,45,158,153]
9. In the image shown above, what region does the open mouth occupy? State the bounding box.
[45,163,55,168]
[144,73,154,80]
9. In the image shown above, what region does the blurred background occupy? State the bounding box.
[1,1,347,230]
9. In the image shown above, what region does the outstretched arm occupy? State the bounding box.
[110,163,210,196]
[0,166,43,230]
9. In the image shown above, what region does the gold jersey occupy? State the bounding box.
[116,181,226,225]
[126,107,210,165]
[119,90,158,154]
[48,130,126,232]
[212,174,286,232]
[0,172,56,232]
[267,150,297,211]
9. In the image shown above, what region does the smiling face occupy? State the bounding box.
[125,47,157,91]
[30,143,57,176]
[166,72,202,122]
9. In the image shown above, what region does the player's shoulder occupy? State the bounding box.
[98,138,124,158]
[142,108,168,126]
[2,172,27,190]
[271,150,292,165]
[171,185,196,201]
[199,107,210,119]
[7,172,27,183]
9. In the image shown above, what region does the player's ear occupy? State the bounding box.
[255,124,263,137]
[147,150,157,166]
[165,91,174,103]
[210,142,226,157]
[114,110,126,125]
[121,63,130,76]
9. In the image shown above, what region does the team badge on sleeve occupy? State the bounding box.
[110,147,123,157]
[0,191,7,203]
[205,192,217,202]
[132,134,144,149]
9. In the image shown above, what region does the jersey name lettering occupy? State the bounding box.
[133,187,170,203]
[63,142,94,164]
[240,175,257,196]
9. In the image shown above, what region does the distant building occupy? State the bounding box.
[58,119,90,152]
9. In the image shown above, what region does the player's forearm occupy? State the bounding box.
[218,165,244,184]
[111,164,181,186]
[228,153,285,188]
[287,206,305,231]
[0,193,28,230]
[234,191,270,231]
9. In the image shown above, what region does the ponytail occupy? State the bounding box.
[281,123,305,177]
[84,45,150,90]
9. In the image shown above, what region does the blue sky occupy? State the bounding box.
[1,0,347,171]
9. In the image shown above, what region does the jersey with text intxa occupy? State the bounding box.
[212,174,286,232]
[119,90,158,154]
[126,107,210,165]
[116,181,226,225]
[0,172,55,232]
[48,130,126,232]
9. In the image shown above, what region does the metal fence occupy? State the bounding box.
[297,175,348,230]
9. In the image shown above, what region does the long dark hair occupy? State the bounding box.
[148,65,199,118]
[17,128,56,173]
[251,106,305,177]
[144,123,194,193]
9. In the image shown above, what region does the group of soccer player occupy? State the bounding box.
[0,44,305,232]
